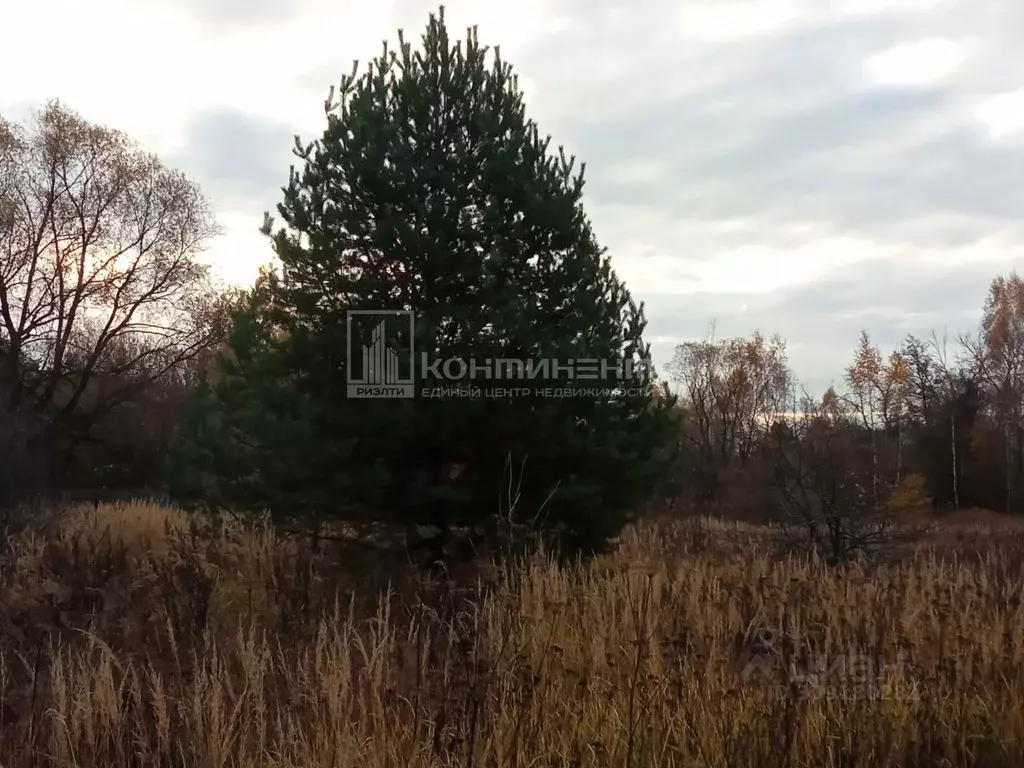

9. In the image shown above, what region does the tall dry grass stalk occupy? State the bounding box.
[1,502,1023,766]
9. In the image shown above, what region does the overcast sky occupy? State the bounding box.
[4,0,1023,393]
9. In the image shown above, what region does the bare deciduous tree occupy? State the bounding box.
[0,101,221,467]
[766,390,924,565]
[667,330,791,464]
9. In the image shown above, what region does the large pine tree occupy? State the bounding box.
[170,7,678,554]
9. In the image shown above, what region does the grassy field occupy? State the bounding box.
[2,502,1024,767]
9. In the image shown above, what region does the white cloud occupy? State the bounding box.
[975,87,1024,138]
[862,38,967,87]
[0,0,208,150]
[676,1,809,42]
[689,236,892,295]
[200,212,277,287]
[840,0,955,15]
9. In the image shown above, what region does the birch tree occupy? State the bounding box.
[845,330,883,502]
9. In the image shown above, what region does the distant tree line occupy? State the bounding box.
[663,277,1024,559]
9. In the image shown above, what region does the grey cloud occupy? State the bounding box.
[562,39,961,220]
[642,258,1001,392]
[851,127,1024,223]
[164,0,1024,390]
[508,0,1024,245]
[489,0,1024,386]
[170,108,298,213]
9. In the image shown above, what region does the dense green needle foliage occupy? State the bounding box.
[167,7,678,554]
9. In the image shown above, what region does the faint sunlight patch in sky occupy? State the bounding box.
[690,237,888,295]
[862,38,966,87]
[975,88,1024,138]
[676,1,807,42]
[840,0,955,15]
[201,212,277,287]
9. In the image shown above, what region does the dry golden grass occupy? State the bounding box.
[2,502,1024,766]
